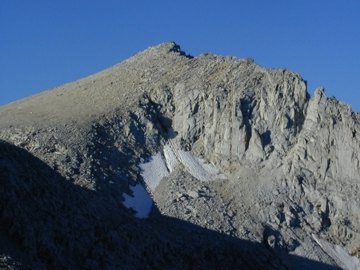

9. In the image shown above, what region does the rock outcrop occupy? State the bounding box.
[0,42,359,269]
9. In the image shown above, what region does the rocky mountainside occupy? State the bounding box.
[0,42,359,269]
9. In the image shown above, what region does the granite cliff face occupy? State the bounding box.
[0,43,359,269]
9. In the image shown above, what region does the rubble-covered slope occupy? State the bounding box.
[0,43,359,269]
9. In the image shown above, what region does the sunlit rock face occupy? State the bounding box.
[0,42,359,269]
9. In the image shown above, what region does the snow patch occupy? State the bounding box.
[123,184,153,219]
[312,234,360,270]
[163,144,179,172]
[138,142,225,191]
[140,153,169,191]
[178,150,223,182]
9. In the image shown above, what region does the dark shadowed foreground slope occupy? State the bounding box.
[0,43,359,269]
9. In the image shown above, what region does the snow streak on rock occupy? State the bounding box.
[312,234,360,270]
[140,142,223,192]
[177,150,222,182]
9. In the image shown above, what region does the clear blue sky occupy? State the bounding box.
[1,0,359,111]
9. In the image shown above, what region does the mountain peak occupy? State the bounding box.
[129,42,193,61]
[0,44,359,269]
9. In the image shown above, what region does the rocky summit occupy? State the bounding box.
[0,42,359,269]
